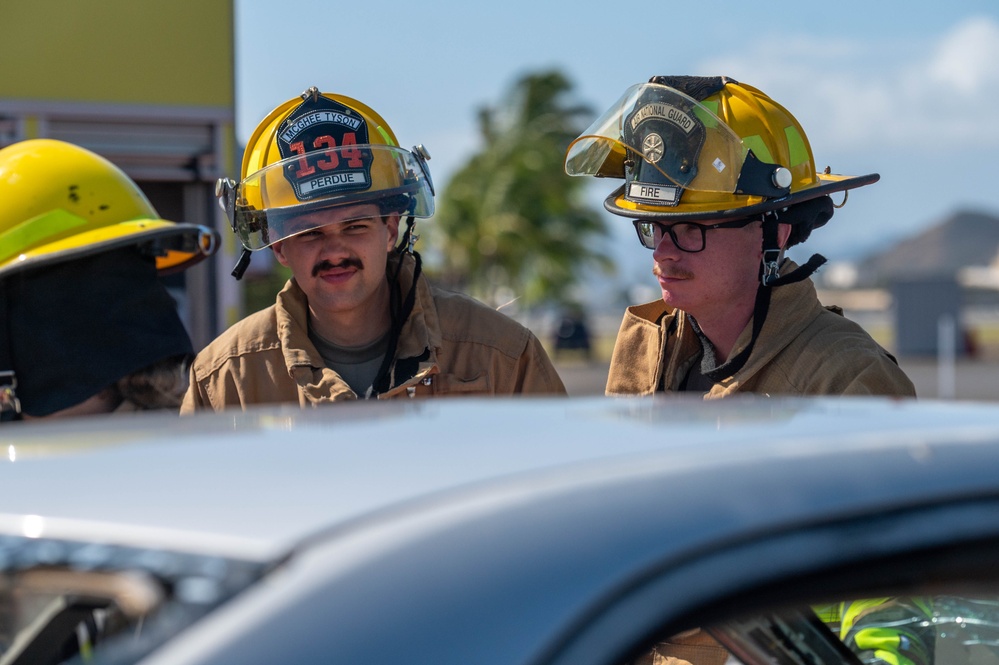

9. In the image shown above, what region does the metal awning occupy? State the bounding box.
[0,99,232,182]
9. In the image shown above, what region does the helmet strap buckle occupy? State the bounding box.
[405,217,419,254]
[759,212,828,288]
[762,248,783,287]
[760,214,783,287]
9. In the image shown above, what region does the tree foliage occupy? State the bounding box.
[423,70,613,308]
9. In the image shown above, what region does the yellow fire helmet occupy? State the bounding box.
[0,139,219,280]
[218,86,435,277]
[565,76,878,225]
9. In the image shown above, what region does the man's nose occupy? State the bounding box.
[652,231,680,262]
[318,229,350,255]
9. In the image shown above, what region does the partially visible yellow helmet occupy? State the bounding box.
[565,76,878,223]
[0,139,218,280]
[221,86,434,254]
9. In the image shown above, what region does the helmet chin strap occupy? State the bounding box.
[399,216,419,255]
[369,214,422,395]
[232,248,252,280]
[761,215,785,287]
[702,212,827,381]
[759,211,828,288]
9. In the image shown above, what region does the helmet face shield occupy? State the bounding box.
[565,82,752,206]
[232,144,434,250]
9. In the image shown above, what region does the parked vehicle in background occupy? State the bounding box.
[3,396,999,665]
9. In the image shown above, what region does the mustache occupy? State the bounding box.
[312,257,363,277]
[653,264,694,280]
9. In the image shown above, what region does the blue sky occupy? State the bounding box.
[235,1,999,291]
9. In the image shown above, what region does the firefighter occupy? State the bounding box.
[182,86,564,411]
[565,75,915,397]
[0,139,218,421]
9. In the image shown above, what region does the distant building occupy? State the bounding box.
[850,209,999,357]
[855,209,999,287]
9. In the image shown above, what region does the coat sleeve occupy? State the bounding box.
[517,333,568,395]
[429,289,567,396]
[179,364,206,414]
[784,308,918,398]
[833,358,917,397]
[797,343,917,397]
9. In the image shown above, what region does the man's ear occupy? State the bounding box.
[384,213,401,250]
[777,222,793,249]
[271,241,290,268]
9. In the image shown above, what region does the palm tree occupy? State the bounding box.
[425,70,613,309]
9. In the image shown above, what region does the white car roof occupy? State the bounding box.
[1,395,992,561]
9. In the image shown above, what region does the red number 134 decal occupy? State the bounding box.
[289,133,364,177]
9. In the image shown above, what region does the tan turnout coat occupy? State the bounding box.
[606,262,916,398]
[182,254,565,412]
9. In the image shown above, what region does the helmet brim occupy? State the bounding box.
[0,221,219,280]
[605,171,880,222]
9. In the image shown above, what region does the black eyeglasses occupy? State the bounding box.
[632,216,761,252]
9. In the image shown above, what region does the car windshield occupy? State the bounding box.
[0,535,268,665]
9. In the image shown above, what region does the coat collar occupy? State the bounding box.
[273,253,444,397]
[617,261,827,392]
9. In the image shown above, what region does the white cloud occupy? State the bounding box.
[926,16,999,94]
[696,16,999,152]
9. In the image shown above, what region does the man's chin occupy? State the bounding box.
[659,291,690,311]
